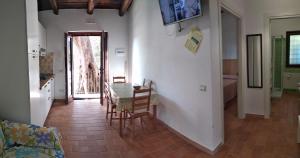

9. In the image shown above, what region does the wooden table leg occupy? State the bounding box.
[119,111,123,137]
[152,105,157,129]
[153,105,157,119]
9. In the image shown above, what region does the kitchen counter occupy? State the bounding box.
[40,75,54,89]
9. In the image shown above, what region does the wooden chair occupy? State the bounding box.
[113,76,126,83]
[124,88,151,135]
[104,82,117,126]
[143,79,153,89]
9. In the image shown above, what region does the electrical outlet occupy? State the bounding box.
[200,85,207,92]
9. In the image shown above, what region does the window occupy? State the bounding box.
[286,31,300,67]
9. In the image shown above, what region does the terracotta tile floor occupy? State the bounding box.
[45,92,300,158]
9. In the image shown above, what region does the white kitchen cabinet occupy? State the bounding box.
[28,53,42,126]
[28,53,39,92]
[38,22,47,55]
[26,0,39,55]
[39,78,55,125]
[51,78,55,102]
[26,0,43,126]
[44,81,51,120]
[40,84,47,126]
[0,1,41,124]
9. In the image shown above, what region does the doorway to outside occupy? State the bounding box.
[65,32,108,105]
[73,36,101,99]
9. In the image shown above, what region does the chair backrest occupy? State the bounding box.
[143,79,153,89]
[104,82,109,99]
[113,76,126,83]
[104,82,114,104]
[132,88,151,113]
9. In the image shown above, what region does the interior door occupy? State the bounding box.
[65,33,73,104]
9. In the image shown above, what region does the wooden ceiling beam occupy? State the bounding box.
[119,0,133,16]
[55,2,121,10]
[87,0,94,14]
[49,0,59,15]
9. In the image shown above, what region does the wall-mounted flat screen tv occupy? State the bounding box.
[159,0,203,25]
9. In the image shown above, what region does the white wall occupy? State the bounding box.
[271,18,300,37]
[271,18,300,90]
[0,0,31,123]
[222,10,238,59]
[244,0,300,115]
[129,0,215,150]
[128,0,245,151]
[39,9,129,99]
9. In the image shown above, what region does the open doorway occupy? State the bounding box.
[270,17,300,98]
[72,36,101,99]
[263,12,300,118]
[220,7,243,144]
[65,32,108,105]
[269,17,300,119]
[221,8,239,114]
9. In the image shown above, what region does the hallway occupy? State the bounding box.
[45,92,300,158]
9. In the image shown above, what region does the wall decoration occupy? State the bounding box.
[185,27,203,54]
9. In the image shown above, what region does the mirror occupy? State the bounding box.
[247,34,263,88]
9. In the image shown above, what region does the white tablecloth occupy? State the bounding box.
[109,83,159,111]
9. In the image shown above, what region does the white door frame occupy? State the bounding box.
[219,2,245,119]
[263,13,300,118]
[215,1,245,145]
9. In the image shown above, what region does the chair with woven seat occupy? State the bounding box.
[113,76,126,83]
[124,88,152,135]
[104,82,117,126]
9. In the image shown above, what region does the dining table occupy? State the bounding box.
[109,83,159,136]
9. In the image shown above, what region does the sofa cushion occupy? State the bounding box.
[0,125,5,156]
[1,120,35,148]
[1,120,63,150]
[33,127,63,150]
[2,146,64,158]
